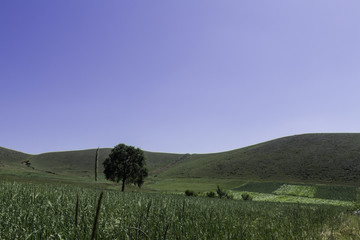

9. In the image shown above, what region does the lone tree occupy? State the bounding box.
[103,143,148,192]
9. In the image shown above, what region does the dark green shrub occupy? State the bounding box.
[216,186,227,199]
[241,193,252,201]
[206,191,216,198]
[185,190,196,197]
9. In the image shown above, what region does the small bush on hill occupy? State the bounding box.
[241,193,252,201]
[216,186,227,199]
[206,191,216,198]
[185,190,197,197]
[216,186,234,199]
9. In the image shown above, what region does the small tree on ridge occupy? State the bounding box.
[103,143,148,191]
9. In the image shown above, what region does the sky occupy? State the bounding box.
[1,0,360,154]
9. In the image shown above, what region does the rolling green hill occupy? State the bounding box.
[1,133,360,185]
[0,146,184,180]
[27,149,183,178]
[0,146,30,169]
[157,133,360,185]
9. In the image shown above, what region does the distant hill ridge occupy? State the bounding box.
[1,133,360,185]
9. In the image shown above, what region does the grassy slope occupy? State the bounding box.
[0,147,183,190]
[19,148,183,179]
[157,133,360,185]
[0,146,29,166]
[2,133,360,186]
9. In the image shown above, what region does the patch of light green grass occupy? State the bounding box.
[229,191,352,207]
[273,184,317,197]
[232,181,283,193]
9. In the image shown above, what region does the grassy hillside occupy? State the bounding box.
[1,147,183,179]
[157,133,360,185]
[27,148,112,177]
[0,146,29,166]
[29,149,183,176]
[2,133,360,186]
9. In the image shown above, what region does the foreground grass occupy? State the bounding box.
[1,180,360,239]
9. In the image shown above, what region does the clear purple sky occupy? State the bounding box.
[1,1,360,154]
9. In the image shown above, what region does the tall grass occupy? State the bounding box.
[0,180,359,239]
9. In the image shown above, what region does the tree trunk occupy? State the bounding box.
[95,148,99,182]
[121,179,125,192]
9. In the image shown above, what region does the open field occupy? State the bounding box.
[146,177,246,192]
[0,166,358,207]
[2,134,360,238]
[231,181,359,206]
[3,0,360,238]
[1,180,360,239]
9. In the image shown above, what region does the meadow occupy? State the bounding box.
[1,180,360,239]
[2,134,360,239]
[231,182,358,207]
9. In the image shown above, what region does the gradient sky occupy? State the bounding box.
[1,1,360,154]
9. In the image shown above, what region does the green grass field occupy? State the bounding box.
[3,134,360,238]
[146,177,245,192]
[233,182,284,193]
[231,181,359,206]
[1,180,360,239]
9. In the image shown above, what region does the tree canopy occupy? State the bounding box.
[103,144,148,191]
